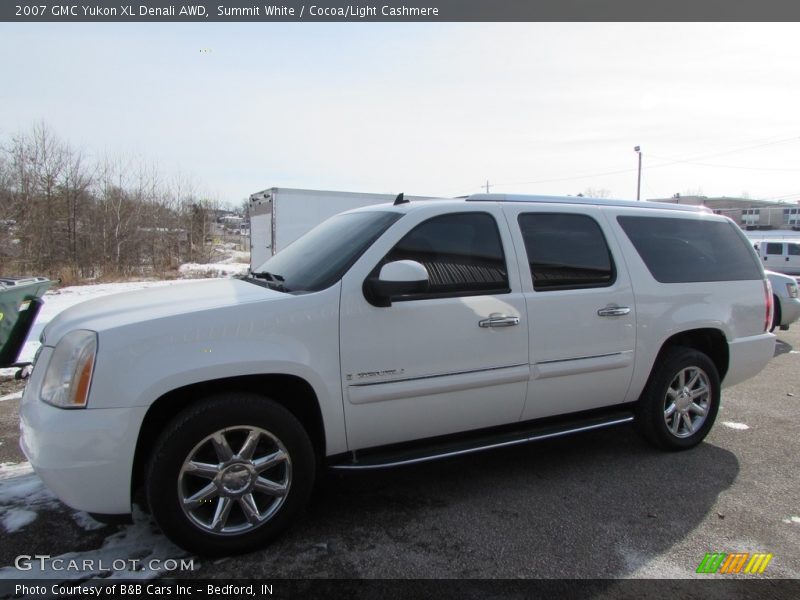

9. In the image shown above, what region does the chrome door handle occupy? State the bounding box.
[479,315,520,328]
[597,306,631,317]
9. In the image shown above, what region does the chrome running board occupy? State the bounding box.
[330,413,634,471]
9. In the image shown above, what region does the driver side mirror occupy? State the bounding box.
[364,260,429,307]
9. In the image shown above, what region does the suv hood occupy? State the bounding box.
[41,279,284,346]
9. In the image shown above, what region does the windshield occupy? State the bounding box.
[246,211,402,293]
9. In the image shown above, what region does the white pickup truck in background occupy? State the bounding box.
[758,240,800,276]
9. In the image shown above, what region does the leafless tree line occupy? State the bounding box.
[0,124,217,282]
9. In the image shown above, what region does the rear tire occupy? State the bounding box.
[145,393,315,556]
[635,346,720,451]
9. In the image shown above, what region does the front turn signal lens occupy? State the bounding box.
[40,330,97,409]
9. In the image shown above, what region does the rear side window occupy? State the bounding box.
[617,216,762,283]
[766,243,784,255]
[789,244,800,256]
[518,213,615,291]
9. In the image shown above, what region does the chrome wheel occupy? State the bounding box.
[663,366,710,438]
[178,426,291,535]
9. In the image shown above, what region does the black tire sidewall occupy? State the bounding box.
[637,347,721,451]
[145,393,315,556]
[771,296,781,332]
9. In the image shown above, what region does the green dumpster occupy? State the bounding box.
[0,277,52,367]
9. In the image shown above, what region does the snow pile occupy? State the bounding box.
[178,262,248,279]
[179,243,250,279]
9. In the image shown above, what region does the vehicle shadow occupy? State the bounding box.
[774,337,794,356]
[235,426,740,581]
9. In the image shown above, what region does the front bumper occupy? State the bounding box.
[19,358,147,514]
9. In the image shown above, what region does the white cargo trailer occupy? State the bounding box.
[249,187,436,269]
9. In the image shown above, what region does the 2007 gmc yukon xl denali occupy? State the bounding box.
[20,194,776,555]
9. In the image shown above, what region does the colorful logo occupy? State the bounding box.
[696,552,773,574]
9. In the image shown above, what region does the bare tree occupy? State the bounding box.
[583,188,612,199]
[1,123,214,280]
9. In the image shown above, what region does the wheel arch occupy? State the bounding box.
[131,374,325,507]
[654,328,729,382]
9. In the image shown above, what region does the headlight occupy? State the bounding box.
[40,330,97,409]
[787,283,798,299]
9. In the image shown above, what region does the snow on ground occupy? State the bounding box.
[0,462,195,580]
[179,244,250,278]
[3,508,37,532]
[722,421,750,430]
[0,391,22,402]
[0,462,60,534]
[178,262,249,279]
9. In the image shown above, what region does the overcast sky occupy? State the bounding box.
[2,22,800,206]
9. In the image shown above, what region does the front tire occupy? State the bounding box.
[145,393,315,556]
[636,346,720,451]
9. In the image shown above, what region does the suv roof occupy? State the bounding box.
[465,193,710,213]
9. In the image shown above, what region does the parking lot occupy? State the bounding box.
[0,327,798,582]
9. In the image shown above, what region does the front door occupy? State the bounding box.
[338,207,529,450]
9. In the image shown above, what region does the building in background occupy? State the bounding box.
[649,195,800,231]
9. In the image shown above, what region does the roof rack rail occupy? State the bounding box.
[465,193,709,213]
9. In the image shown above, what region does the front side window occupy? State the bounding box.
[518,213,615,291]
[766,243,784,255]
[378,212,509,299]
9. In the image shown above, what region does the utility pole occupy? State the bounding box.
[634,146,642,201]
[484,180,491,193]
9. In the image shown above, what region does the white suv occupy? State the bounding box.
[20,194,775,555]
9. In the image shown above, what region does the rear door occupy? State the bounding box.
[502,205,636,420]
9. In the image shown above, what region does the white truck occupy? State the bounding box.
[248,187,436,268]
[757,239,800,276]
[21,193,776,556]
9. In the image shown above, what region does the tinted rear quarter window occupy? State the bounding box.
[617,216,762,283]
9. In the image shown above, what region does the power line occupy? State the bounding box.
[461,135,800,195]
[646,156,800,172]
